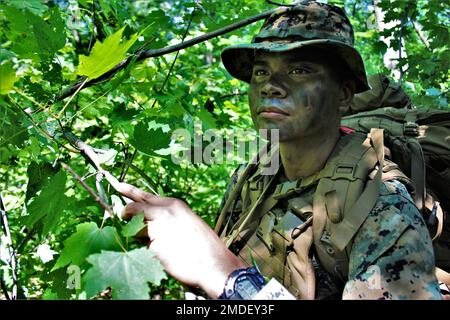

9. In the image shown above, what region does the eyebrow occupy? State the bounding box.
[253,57,314,66]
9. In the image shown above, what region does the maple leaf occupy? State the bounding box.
[23,170,69,235]
[83,247,167,299]
[121,213,146,237]
[0,61,18,95]
[77,27,138,80]
[52,222,121,270]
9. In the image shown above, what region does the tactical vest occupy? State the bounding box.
[215,129,412,299]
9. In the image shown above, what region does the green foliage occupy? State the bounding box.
[77,26,138,80]
[121,213,146,237]
[83,247,166,299]
[0,0,447,300]
[22,170,70,235]
[52,222,122,270]
[0,61,18,94]
[130,120,171,156]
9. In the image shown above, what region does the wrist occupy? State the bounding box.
[218,266,267,300]
[200,255,246,298]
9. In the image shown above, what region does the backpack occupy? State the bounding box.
[341,74,450,273]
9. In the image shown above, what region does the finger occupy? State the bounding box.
[121,202,153,220]
[103,171,176,208]
[103,171,152,202]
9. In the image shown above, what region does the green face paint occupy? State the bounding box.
[248,48,343,142]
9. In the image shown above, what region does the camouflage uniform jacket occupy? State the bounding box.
[217,161,441,300]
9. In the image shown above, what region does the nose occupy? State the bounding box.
[261,78,287,98]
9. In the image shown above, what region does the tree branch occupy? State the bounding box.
[410,17,431,50]
[150,9,195,109]
[0,193,18,300]
[60,162,113,215]
[0,271,11,300]
[54,8,278,103]
[6,98,79,153]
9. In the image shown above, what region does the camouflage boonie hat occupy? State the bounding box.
[221,0,370,93]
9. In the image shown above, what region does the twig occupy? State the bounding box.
[220,92,247,100]
[122,159,159,195]
[54,8,278,103]
[0,271,11,300]
[0,193,18,300]
[119,149,136,182]
[410,17,431,50]
[6,98,79,153]
[60,162,113,215]
[150,9,195,109]
[57,78,88,119]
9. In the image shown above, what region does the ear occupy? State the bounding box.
[339,79,355,107]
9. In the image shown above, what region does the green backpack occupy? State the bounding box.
[341,74,450,272]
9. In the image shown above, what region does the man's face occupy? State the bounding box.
[248,48,343,142]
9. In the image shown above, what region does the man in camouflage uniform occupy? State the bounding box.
[119,1,441,299]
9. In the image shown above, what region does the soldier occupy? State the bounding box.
[118,1,441,299]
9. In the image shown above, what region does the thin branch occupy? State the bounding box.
[220,92,247,100]
[6,98,79,153]
[60,162,113,215]
[410,17,431,50]
[57,77,88,119]
[16,229,36,254]
[0,271,11,300]
[54,8,278,103]
[122,159,159,195]
[119,149,136,182]
[0,193,18,300]
[150,10,195,109]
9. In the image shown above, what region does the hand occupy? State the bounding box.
[114,181,246,298]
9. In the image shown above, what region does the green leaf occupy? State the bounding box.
[0,61,18,95]
[197,108,217,130]
[83,247,166,299]
[6,0,48,15]
[52,222,122,270]
[25,161,59,202]
[121,213,146,237]
[77,27,138,80]
[3,6,66,62]
[41,267,74,300]
[372,41,388,55]
[23,171,69,235]
[130,121,171,155]
[0,102,29,163]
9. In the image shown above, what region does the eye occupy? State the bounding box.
[289,68,309,75]
[253,69,269,76]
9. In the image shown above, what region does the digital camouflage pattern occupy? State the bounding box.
[221,0,369,92]
[344,180,441,299]
[217,167,441,299]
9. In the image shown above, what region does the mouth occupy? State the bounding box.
[257,106,289,119]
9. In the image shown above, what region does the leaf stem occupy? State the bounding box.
[57,77,88,119]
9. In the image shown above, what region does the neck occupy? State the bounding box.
[280,129,340,181]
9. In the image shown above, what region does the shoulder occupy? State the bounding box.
[348,179,434,279]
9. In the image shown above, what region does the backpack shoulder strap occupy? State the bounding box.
[312,129,385,278]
